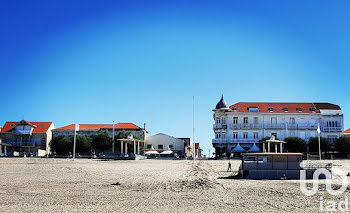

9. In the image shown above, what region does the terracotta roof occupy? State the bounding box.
[313,103,341,110]
[56,123,141,131]
[1,121,53,133]
[345,129,350,134]
[229,102,320,113]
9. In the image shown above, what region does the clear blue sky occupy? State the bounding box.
[1,0,349,156]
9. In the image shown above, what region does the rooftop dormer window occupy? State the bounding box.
[268,108,274,112]
[310,108,316,112]
[233,107,238,111]
[10,124,15,127]
[248,107,259,112]
[296,108,302,112]
[282,108,288,112]
[41,124,45,127]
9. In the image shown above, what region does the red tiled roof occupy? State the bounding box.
[56,123,141,131]
[229,102,320,113]
[345,129,350,134]
[1,121,53,133]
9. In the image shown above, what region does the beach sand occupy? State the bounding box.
[0,158,349,212]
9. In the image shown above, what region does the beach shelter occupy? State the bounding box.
[160,150,173,155]
[248,143,260,152]
[232,143,246,152]
[145,150,160,155]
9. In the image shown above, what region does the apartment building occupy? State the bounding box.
[212,96,344,156]
[0,120,55,156]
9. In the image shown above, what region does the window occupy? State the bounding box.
[268,108,274,112]
[296,108,302,113]
[158,144,164,150]
[328,136,337,143]
[169,145,174,150]
[243,117,248,124]
[254,117,258,124]
[253,132,258,139]
[233,132,238,139]
[147,144,152,149]
[216,118,221,124]
[216,133,221,138]
[290,118,295,124]
[222,133,226,138]
[233,117,238,124]
[243,132,248,139]
[248,107,259,112]
[221,118,226,125]
[282,108,288,112]
[233,107,238,111]
[310,108,316,112]
[271,117,277,125]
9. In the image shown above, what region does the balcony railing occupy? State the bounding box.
[287,124,318,130]
[212,139,259,144]
[230,124,261,130]
[322,127,342,132]
[213,124,227,129]
[15,129,32,135]
[264,124,286,129]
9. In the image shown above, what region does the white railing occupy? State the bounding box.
[213,124,227,129]
[230,124,262,130]
[212,139,259,143]
[322,127,342,132]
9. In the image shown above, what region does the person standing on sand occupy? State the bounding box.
[227,161,231,172]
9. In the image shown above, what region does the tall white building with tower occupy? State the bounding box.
[212,95,344,156]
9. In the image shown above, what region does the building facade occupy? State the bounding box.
[52,123,147,140]
[0,120,55,156]
[145,133,185,156]
[212,96,344,156]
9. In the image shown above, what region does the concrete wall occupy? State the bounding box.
[145,133,185,153]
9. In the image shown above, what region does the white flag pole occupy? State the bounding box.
[317,123,321,160]
[73,124,78,160]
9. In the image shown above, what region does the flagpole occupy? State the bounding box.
[317,123,321,160]
[193,96,195,160]
[73,123,77,160]
[112,121,115,153]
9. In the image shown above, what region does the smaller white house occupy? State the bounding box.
[145,133,185,156]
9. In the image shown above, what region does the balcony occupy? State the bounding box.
[213,124,227,130]
[264,124,285,129]
[322,127,342,132]
[15,129,32,135]
[287,124,318,130]
[230,124,262,130]
[212,138,259,144]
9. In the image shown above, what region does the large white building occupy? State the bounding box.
[212,96,344,156]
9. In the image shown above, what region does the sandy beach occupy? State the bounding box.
[0,158,349,212]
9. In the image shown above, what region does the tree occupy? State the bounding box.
[71,135,92,154]
[308,137,331,153]
[335,136,350,155]
[50,135,72,155]
[284,137,307,152]
[92,131,112,151]
[115,131,142,140]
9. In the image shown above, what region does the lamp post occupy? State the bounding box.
[73,124,79,160]
[317,123,321,160]
[112,121,115,153]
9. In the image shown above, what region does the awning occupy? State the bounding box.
[144,150,160,155]
[232,144,246,152]
[248,143,260,152]
[160,150,173,155]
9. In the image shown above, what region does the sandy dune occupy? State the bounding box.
[0,158,349,212]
